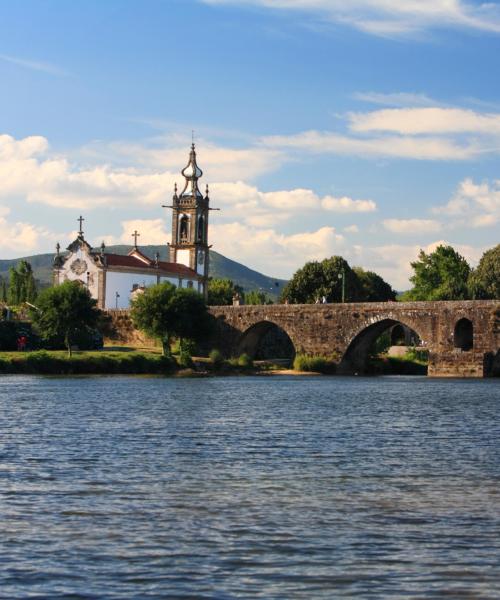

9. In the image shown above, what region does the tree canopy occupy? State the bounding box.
[207,278,242,306]
[244,290,273,305]
[281,256,395,303]
[405,245,471,301]
[131,282,212,355]
[32,280,100,356]
[353,267,397,302]
[469,244,500,299]
[7,261,37,305]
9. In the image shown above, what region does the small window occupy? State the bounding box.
[187,280,194,289]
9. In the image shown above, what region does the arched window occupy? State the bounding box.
[197,215,204,242]
[179,215,189,241]
[454,318,473,351]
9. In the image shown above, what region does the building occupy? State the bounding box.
[53,144,212,309]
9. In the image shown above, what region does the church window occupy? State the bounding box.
[187,281,193,289]
[179,215,189,241]
[197,215,205,242]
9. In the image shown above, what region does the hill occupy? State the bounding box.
[0,246,287,299]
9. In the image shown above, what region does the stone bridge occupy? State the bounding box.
[208,300,500,377]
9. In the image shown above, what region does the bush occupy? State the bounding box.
[237,353,253,368]
[293,354,336,374]
[209,349,224,368]
[178,339,196,368]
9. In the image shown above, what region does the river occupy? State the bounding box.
[0,375,499,599]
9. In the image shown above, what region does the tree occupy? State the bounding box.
[281,256,361,304]
[7,267,21,305]
[32,281,100,357]
[131,283,212,356]
[207,278,241,306]
[469,244,500,299]
[0,278,7,303]
[168,288,212,344]
[244,290,273,305]
[353,267,397,302]
[406,245,471,301]
[6,261,37,305]
[131,282,177,355]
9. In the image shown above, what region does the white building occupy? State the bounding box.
[53,145,212,309]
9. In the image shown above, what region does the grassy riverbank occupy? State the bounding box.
[0,347,428,376]
[0,348,284,376]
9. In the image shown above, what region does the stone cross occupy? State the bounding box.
[78,215,85,235]
[132,230,140,247]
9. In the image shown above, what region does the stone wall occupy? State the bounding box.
[104,310,159,348]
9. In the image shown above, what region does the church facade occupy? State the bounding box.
[53,145,212,309]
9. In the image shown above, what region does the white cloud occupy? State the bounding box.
[433,178,500,228]
[118,219,170,246]
[0,216,57,256]
[201,0,500,36]
[263,130,477,160]
[0,54,68,76]
[383,218,442,234]
[81,138,284,181]
[353,92,440,108]
[348,107,500,135]
[344,224,359,233]
[211,222,346,278]
[322,195,376,213]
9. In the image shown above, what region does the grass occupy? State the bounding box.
[293,354,336,374]
[0,348,175,375]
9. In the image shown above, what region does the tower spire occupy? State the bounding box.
[180,143,203,198]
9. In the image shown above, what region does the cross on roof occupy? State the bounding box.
[78,215,85,235]
[132,230,140,247]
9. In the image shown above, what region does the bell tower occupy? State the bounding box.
[168,144,210,295]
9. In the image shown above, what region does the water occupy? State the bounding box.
[0,375,499,599]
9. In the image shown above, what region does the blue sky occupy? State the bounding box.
[1,0,499,287]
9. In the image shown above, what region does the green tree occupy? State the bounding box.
[131,282,177,355]
[6,261,38,305]
[168,288,212,344]
[469,244,500,299]
[244,290,273,305]
[281,256,361,304]
[7,267,21,305]
[0,278,7,303]
[32,280,100,357]
[207,278,241,306]
[353,267,397,302]
[131,283,212,356]
[406,245,471,301]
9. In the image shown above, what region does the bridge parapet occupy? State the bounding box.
[209,300,500,377]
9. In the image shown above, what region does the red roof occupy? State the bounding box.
[104,253,199,278]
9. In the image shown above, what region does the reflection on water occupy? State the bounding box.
[0,375,499,598]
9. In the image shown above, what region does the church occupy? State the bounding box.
[53,144,212,309]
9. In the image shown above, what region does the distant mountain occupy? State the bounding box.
[0,246,287,299]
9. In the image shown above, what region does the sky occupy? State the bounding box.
[1,0,500,289]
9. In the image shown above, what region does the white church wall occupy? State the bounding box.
[176,249,191,267]
[105,271,159,309]
[60,248,100,301]
[159,276,179,287]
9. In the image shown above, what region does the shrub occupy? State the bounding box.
[237,353,253,368]
[209,349,224,367]
[293,354,336,374]
[178,339,196,368]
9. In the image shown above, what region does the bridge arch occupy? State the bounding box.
[236,321,296,361]
[339,317,428,374]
